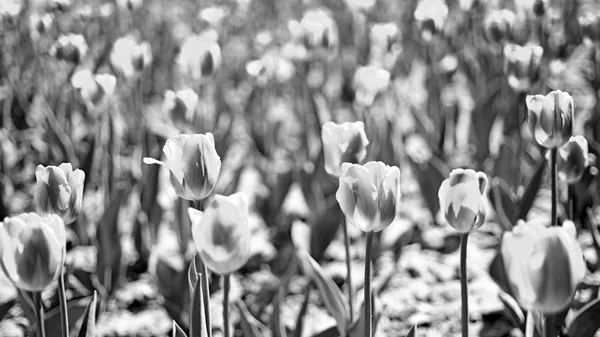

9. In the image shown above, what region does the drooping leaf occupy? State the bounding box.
[270,287,288,337]
[235,300,265,337]
[518,154,547,221]
[172,321,188,337]
[567,297,600,337]
[298,251,350,336]
[190,275,208,337]
[75,291,98,337]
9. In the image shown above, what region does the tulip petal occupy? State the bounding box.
[372,162,401,231]
[163,137,186,185]
[344,164,378,231]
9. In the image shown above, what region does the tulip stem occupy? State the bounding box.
[568,185,574,220]
[58,271,69,337]
[342,217,354,323]
[34,292,46,337]
[460,233,469,337]
[551,148,558,226]
[364,231,374,337]
[223,274,230,337]
[201,260,212,337]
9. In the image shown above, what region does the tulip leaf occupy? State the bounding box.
[518,154,547,221]
[156,252,189,328]
[293,286,311,337]
[43,296,94,337]
[488,251,513,297]
[405,324,417,337]
[172,321,188,337]
[298,251,350,336]
[75,291,97,337]
[349,290,381,337]
[310,197,342,262]
[0,296,16,322]
[405,153,449,219]
[489,177,518,231]
[497,292,525,328]
[311,326,339,337]
[493,143,520,190]
[235,300,265,337]
[188,254,200,297]
[270,287,288,337]
[190,274,208,337]
[567,297,600,337]
[175,198,193,256]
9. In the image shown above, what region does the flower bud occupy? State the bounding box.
[438,168,488,233]
[163,89,198,129]
[483,9,515,45]
[176,33,222,85]
[499,220,585,313]
[503,43,543,92]
[321,121,369,177]
[353,65,390,106]
[35,163,85,225]
[189,193,251,275]
[71,70,116,112]
[110,35,152,80]
[557,135,589,184]
[414,0,448,42]
[50,34,89,64]
[143,133,221,201]
[0,213,66,291]
[336,161,401,233]
[526,89,574,148]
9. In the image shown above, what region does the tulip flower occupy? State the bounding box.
[414,0,448,42]
[336,161,401,233]
[525,90,574,149]
[198,5,229,28]
[503,43,543,93]
[49,34,89,64]
[580,13,600,46]
[353,65,391,106]
[35,163,85,225]
[246,48,296,86]
[116,0,142,11]
[438,168,488,233]
[189,193,250,275]
[29,12,53,40]
[0,213,66,291]
[369,23,401,71]
[557,135,589,184]
[163,89,199,129]
[297,8,338,53]
[483,9,515,45]
[321,121,369,177]
[143,133,221,201]
[176,33,222,85]
[499,220,585,313]
[110,35,152,80]
[71,70,117,112]
[0,0,22,25]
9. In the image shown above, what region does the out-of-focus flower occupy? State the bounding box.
[369,22,402,71]
[579,13,600,46]
[345,0,376,12]
[0,213,66,291]
[163,89,198,128]
[336,161,401,233]
[321,121,369,177]
[143,133,221,201]
[189,193,250,275]
[246,49,295,85]
[414,0,448,42]
[110,35,152,80]
[503,43,543,92]
[353,65,390,106]
[198,5,228,28]
[35,163,85,225]
[289,8,338,56]
[557,135,589,184]
[499,220,585,313]
[544,8,566,54]
[0,0,22,25]
[50,34,88,64]
[116,0,142,11]
[176,33,221,85]
[526,90,574,148]
[459,0,480,12]
[483,9,515,45]
[71,70,116,112]
[438,168,488,233]
[48,0,72,12]
[99,2,115,18]
[29,12,53,40]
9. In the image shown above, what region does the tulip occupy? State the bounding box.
[246,48,296,85]
[0,213,66,291]
[557,135,589,184]
[71,70,117,112]
[189,193,251,275]
[414,0,448,42]
[110,35,152,80]
[503,43,543,93]
[143,133,221,201]
[163,89,199,129]
[29,12,53,40]
[176,33,221,85]
[579,13,600,46]
[297,8,338,53]
[500,220,585,313]
[50,34,89,64]
[483,9,515,45]
[35,163,85,225]
[198,6,229,28]
[525,90,574,149]
[353,65,390,106]
[336,161,401,233]
[321,121,369,177]
[116,0,142,11]
[0,0,22,25]
[438,168,488,233]
[369,23,401,71]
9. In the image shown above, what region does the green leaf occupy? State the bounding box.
[188,254,200,298]
[518,154,547,221]
[172,321,188,337]
[293,286,311,337]
[349,290,381,337]
[488,251,512,296]
[0,296,16,322]
[43,296,94,337]
[298,251,350,336]
[310,197,342,262]
[235,300,265,337]
[497,292,524,328]
[405,324,417,337]
[311,326,339,337]
[568,297,600,337]
[270,287,288,337]
[190,275,208,337]
[156,251,189,328]
[75,291,98,337]
[489,177,518,231]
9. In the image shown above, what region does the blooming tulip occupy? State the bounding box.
[579,13,600,46]
[0,0,22,25]
[500,220,585,313]
[414,0,448,42]
[353,65,390,106]
[110,35,152,80]
[189,193,250,275]
[0,213,66,291]
[35,163,85,225]
[321,121,369,177]
[336,162,401,233]
[50,34,88,64]
[163,89,198,129]
[143,133,221,201]
[71,70,117,112]
[525,90,574,148]
[29,12,53,40]
[176,33,221,85]
[246,48,296,85]
[438,169,488,233]
[557,135,589,184]
[483,9,515,45]
[369,23,401,71]
[297,8,338,53]
[503,43,543,93]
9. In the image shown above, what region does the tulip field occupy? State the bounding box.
[4,0,600,336]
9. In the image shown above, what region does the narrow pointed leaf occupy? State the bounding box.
[76,291,98,337]
[43,296,94,337]
[270,287,288,337]
[568,297,600,337]
[190,275,208,337]
[489,177,518,231]
[172,321,188,337]
[405,324,417,337]
[188,254,200,297]
[0,297,16,322]
[235,300,264,337]
[498,292,525,328]
[293,286,311,337]
[518,154,547,220]
[350,290,381,337]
